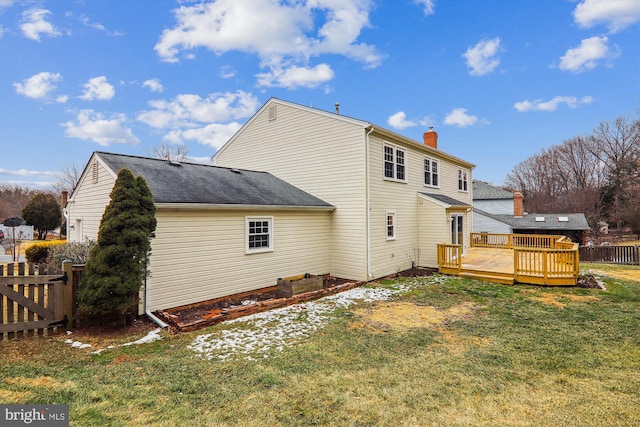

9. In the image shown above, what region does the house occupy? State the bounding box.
[472,180,589,243]
[214,98,475,280]
[65,151,335,312]
[67,97,475,313]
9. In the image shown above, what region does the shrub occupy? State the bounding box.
[47,240,95,267]
[25,240,66,264]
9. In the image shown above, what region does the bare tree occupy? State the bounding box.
[0,185,38,221]
[53,162,81,195]
[151,144,190,162]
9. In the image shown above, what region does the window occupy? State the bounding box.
[458,169,468,191]
[246,217,273,253]
[424,157,439,187]
[383,143,407,182]
[386,211,396,240]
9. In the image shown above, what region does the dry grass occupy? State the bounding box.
[0,274,639,426]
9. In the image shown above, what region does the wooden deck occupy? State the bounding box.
[438,233,579,286]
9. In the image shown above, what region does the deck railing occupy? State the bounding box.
[437,244,462,275]
[440,233,579,285]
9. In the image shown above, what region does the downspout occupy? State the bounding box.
[145,274,168,329]
[365,125,375,279]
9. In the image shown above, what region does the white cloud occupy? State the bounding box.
[463,38,502,76]
[444,108,487,127]
[256,63,334,88]
[143,78,164,93]
[220,65,236,79]
[163,122,243,149]
[387,111,417,130]
[154,0,382,88]
[79,14,123,36]
[558,36,619,73]
[514,96,593,112]
[13,71,61,99]
[0,167,56,177]
[0,25,6,38]
[20,8,60,41]
[414,0,435,16]
[573,0,640,33]
[137,90,259,129]
[0,0,16,9]
[80,76,115,100]
[63,110,139,146]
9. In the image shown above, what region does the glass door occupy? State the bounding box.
[451,214,464,247]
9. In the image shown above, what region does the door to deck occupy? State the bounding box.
[451,214,464,254]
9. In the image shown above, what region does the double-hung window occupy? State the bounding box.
[386,211,396,240]
[424,157,439,187]
[458,169,468,192]
[383,143,406,182]
[246,216,273,253]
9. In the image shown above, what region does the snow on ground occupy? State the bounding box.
[189,284,411,362]
[63,328,164,354]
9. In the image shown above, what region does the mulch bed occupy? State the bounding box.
[156,276,356,333]
[156,269,437,333]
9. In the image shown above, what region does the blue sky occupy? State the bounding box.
[1,0,639,189]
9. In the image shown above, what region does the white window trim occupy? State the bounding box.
[245,216,274,254]
[424,156,440,188]
[383,142,408,183]
[458,169,469,192]
[386,211,396,241]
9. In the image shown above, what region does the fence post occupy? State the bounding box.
[62,261,75,329]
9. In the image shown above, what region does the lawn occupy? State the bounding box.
[1,264,639,426]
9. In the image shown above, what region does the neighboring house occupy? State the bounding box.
[66,151,335,312]
[214,97,475,281]
[472,180,589,243]
[67,97,476,313]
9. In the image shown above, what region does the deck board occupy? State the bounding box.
[461,247,513,275]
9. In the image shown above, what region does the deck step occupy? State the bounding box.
[458,271,515,285]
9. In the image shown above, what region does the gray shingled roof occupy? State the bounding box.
[419,192,471,207]
[473,180,512,200]
[96,152,334,208]
[475,209,589,231]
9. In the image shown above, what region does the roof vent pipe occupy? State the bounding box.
[335,102,340,115]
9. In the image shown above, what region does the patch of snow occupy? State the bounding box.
[189,284,411,362]
[121,328,163,346]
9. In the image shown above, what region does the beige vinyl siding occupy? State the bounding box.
[66,157,115,242]
[369,134,473,273]
[147,208,332,311]
[215,100,368,281]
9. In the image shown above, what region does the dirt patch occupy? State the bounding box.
[524,291,600,308]
[431,329,492,356]
[0,389,32,403]
[351,301,479,332]
[4,376,75,389]
[590,269,640,283]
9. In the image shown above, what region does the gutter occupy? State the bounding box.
[144,274,168,329]
[365,125,375,279]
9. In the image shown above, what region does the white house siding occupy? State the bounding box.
[368,134,473,274]
[146,208,332,311]
[473,212,511,234]
[475,199,513,215]
[66,156,116,242]
[215,100,369,281]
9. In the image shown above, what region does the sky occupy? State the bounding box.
[1,0,639,190]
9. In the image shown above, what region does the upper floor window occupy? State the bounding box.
[246,216,273,254]
[383,143,406,182]
[424,157,439,187]
[458,169,468,192]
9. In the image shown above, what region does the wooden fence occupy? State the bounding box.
[579,245,639,265]
[0,261,80,340]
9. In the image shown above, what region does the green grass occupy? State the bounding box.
[1,268,639,426]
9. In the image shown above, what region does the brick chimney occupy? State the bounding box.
[423,128,438,149]
[61,190,68,208]
[513,190,524,217]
